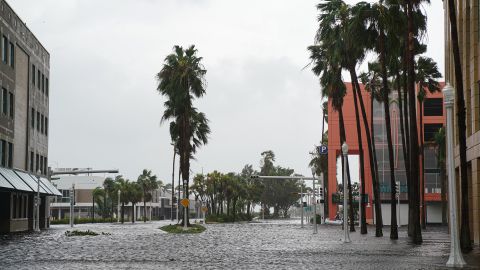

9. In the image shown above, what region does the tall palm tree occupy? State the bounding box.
[115,176,129,224]
[138,169,160,222]
[307,41,354,231]
[92,187,105,223]
[415,56,441,229]
[157,45,210,227]
[447,0,471,252]
[126,182,143,223]
[103,177,116,221]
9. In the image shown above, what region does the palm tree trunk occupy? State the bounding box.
[407,0,422,244]
[352,74,383,237]
[338,106,355,232]
[419,98,426,229]
[448,0,472,252]
[379,30,398,239]
[143,195,147,222]
[349,70,367,234]
[171,145,176,221]
[121,202,125,224]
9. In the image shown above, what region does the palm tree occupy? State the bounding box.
[316,0,384,235]
[115,176,129,224]
[157,45,209,227]
[415,56,441,229]
[103,177,116,221]
[447,0,471,252]
[138,169,160,222]
[92,187,105,223]
[307,41,355,231]
[126,182,143,223]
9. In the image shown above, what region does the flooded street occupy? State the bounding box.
[1,219,479,269]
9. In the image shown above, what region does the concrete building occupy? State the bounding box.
[0,0,60,233]
[50,174,176,221]
[327,82,446,225]
[444,0,480,245]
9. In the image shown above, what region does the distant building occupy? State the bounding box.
[327,82,445,225]
[444,0,480,245]
[0,0,59,233]
[51,174,176,221]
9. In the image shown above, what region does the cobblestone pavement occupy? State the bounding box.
[0,219,479,270]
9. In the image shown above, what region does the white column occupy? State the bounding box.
[443,83,466,267]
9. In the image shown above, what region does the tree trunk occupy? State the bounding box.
[407,0,422,244]
[352,74,383,236]
[380,29,398,239]
[171,145,175,221]
[349,69,367,234]
[448,0,471,252]
[338,106,355,232]
[121,202,125,224]
[419,98,426,229]
[143,195,147,222]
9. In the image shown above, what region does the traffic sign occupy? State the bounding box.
[180,198,190,207]
[201,206,208,213]
[317,145,328,155]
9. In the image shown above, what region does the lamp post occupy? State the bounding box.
[358,180,362,229]
[34,170,41,232]
[69,183,75,228]
[320,172,325,225]
[342,142,351,243]
[312,169,318,234]
[443,83,466,267]
[300,179,304,228]
[117,189,121,223]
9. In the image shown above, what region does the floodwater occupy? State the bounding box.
[0,219,479,269]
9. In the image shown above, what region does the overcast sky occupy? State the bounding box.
[9,0,444,183]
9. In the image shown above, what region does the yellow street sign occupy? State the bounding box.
[180,198,190,208]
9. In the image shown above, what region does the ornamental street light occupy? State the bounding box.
[342,142,351,243]
[443,83,466,267]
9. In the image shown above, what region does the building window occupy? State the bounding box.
[44,157,47,175]
[8,142,12,168]
[9,92,13,118]
[39,156,43,175]
[9,42,13,68]
[37,70,40,89]
[40,114,44,134]
[424,123,443,142]
[46,78,49,96]
[0,140,6,167]
[424,98,443,116]
[35,154,39,172]
[41,74,44,93]
[45,117,48,136]
[36,111,40,131]
[32,65,35,85]
[2,35,7,64]
[30,151,34,172]
[2,88,7,115]
[31,108,35,128]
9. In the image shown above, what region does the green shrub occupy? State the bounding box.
[205,213,252,223]
[160,224,206,234]
[310,214,322,224]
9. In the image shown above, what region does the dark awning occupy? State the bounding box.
[0,167,61,196]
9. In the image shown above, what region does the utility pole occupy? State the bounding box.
[312,170,317,234]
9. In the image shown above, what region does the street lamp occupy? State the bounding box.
[342,142,351,243]
[312,168,318,234]
[443,83,466,267]
[34,170,41,232]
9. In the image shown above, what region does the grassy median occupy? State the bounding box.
[160,224,206,234]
